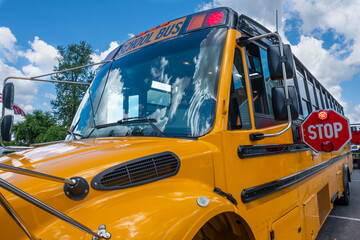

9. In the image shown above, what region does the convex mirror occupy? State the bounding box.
[267,44,295,80]
[272,86,299,121]
[3,82,14,109]
[1,115,13,142]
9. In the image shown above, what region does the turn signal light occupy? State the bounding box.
[318,110,329,121]
[321,141,334,152]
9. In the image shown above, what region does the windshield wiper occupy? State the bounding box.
[96,117,166,137]
[66,125,84,140]
[119,117,166,137]
[67,130,84,140]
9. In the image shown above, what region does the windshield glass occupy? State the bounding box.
[71,27,227,139]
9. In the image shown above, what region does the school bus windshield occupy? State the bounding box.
[70,27,227,139]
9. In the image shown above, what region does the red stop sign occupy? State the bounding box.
[351,130,360,145]
[300,110,351,152]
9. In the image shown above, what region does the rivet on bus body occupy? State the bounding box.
[197,196,209,207]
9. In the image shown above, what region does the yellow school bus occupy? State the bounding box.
[0,7,353,240]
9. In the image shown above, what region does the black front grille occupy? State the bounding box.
[92,152,180,190]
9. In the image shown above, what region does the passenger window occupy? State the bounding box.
[228,48,251,130]
[316,85,323,109]
[246,43,279,116]
[296,70,310,117]
[307,80,317,110]
[322,91,329,108]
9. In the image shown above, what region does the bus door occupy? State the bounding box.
[220,41,301,237]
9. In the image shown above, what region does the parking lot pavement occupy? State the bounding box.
[317,167,360,240]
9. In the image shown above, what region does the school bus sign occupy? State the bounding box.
[301,110,351,152]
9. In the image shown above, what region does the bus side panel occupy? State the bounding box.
[271,207,302,240]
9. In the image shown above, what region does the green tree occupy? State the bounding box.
[12,110,67,145]
[51,41,94,127]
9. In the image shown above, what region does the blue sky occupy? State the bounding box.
[1,0,360,122]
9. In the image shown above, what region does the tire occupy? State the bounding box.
[336,182,350,206]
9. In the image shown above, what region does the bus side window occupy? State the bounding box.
[295,69,311,117]
[228,48,251,130]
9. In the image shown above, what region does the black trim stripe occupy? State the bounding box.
[238,143,310,159]
[241,152,351,203]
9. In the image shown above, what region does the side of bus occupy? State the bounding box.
[192,17,352,240]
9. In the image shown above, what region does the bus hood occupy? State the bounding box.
[0,137,213,183]
[0,137,215,239]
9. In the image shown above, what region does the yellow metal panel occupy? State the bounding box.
[303,194,320,240]
[271,207,301,240]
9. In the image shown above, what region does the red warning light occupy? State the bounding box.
[160,21,170,27]
[318,110,329,121]
[321,141,334,152]
[136,31,147,37]
[203,11,224,27]
[148,26,158,32]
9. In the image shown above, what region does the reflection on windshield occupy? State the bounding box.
[72,28,226,138]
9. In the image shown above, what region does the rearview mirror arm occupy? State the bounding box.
[1,60,112,150]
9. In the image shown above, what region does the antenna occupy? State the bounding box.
[276,10,279,33]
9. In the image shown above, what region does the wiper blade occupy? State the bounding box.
[95,117,166,137]
[66,126,84,140]
[118,117,166,137]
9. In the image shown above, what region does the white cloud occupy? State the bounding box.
[44,93,56,100]
[18,36,59,73]
[291,36,356,89]
[0,28,60,114]
[21,64,42,77]
[288,0,360,118]
[0,27,17,62]
[0,27,16,50]
[91,41,119,64]
[19,104,34,112]
[289,0,360,67]
[128,33,135,39]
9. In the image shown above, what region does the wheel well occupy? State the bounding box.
[192,212,254,240]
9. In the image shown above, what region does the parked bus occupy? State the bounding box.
[0,7,352,240]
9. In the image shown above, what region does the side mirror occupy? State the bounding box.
[272,86,299,121]
[267,44,295,80]
[3,82,14,109]
[1,115,14,142]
